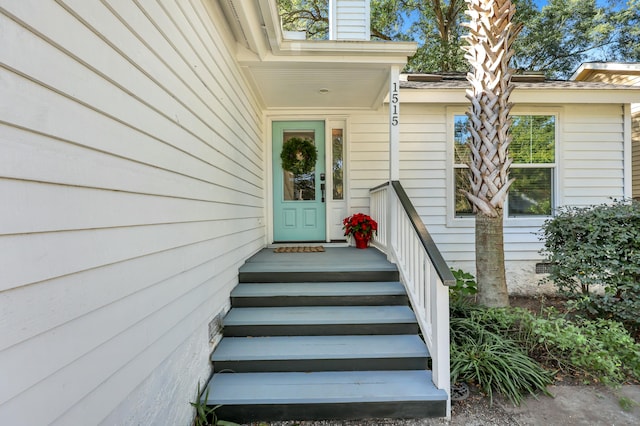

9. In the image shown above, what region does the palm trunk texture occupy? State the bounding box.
[463,0,521,307]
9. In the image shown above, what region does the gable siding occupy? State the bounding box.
[331,0,370,40]
[349,102,626,267]
[0,1,264,425]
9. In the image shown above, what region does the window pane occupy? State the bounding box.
[510,115,555,164]
[508,168,552,216]
[454,168,473,216]
[282,130,316,201]
[454,115,471,165]
[332,129,344,200]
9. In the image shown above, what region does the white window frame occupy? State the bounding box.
[446,107,560,228]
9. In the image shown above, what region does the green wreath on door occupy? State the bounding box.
[280,137,318,175]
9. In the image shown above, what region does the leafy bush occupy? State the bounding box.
[449,268,478,302]
[540,199,640,334]
[522,314,640,386]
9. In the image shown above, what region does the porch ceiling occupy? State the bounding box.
[239,62,394,110]
[217,0,416,110]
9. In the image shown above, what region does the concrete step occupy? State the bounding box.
[212,335,429,372]
[204,370,448,422]
[222,305,419,337]
[230,281,408,307]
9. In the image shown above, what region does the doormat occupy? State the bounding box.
[274,246,325,253]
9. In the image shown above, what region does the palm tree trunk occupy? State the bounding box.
[475,214,509,307]
[463,0,522,307]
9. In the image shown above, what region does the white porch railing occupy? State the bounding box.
[370,181,455,418]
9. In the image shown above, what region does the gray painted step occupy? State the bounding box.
[205,370,447,422]
[223,305,419,336]
[239,248,399,283]
[239,269,399,283]
[231,281,408,306]
[212,335,429,372]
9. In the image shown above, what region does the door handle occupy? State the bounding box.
[320,173,326,203]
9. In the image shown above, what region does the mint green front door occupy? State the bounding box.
[273,121,326,242]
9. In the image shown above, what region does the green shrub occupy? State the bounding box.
[450,293,640,401]
[522,314,640,385]
[540,199,640,334]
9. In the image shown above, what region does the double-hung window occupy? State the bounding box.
[453,113,556,217]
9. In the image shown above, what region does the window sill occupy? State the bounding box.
[447,215,550,228]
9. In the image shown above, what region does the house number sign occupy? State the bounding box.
[391,82,399,126]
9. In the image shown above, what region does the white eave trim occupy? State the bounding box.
[571,62,640,81]
[397,87,640,105]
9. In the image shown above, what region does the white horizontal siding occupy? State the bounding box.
[349,113,389,212]
[574,69,639,199]
[350,102,627,276]
[0,1,263,425]
[562,104,625,206]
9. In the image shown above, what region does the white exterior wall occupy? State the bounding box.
[0,1,264,425]
[634,103,640,199]
[349,102,626,293]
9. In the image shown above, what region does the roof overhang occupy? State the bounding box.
[217,0,417,110]
[571,62,640,82]
[398,80,640,105]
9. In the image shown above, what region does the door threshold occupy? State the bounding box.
[269,242,349,248]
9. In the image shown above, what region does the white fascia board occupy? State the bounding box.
[275,40,417,58]
[397,88,640,105]
[238,51,411,68]
[511,88,640,104]
[571,62,640,81]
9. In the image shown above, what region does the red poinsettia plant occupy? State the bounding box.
[343,213,378,240]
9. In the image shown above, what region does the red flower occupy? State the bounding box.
[342,213,378,239]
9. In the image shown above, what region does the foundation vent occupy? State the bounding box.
[535,262,552,274]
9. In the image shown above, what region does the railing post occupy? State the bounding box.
[432,270,451,417]
[387,65,400,262]
[386,184,397,262]
[389,66,400,182]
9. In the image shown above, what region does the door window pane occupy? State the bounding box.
[282,130,316,201]
[332,129,344,200]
